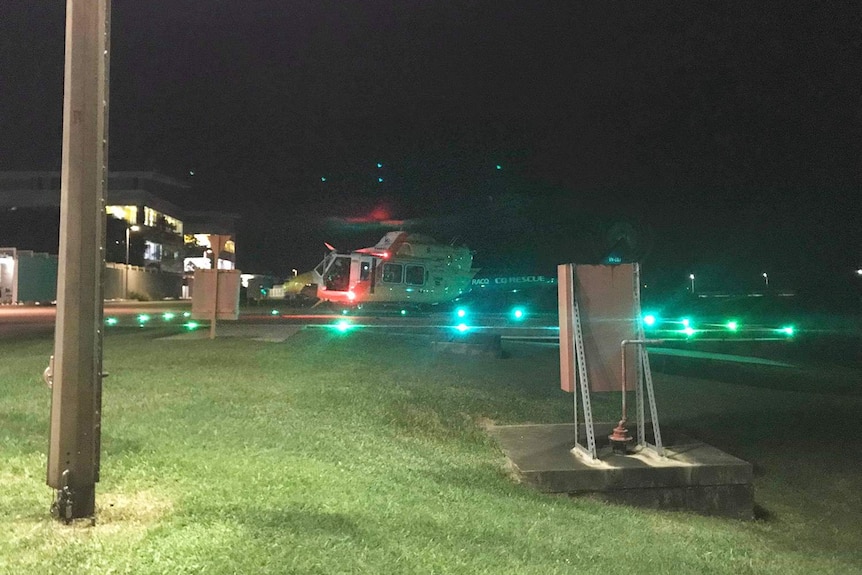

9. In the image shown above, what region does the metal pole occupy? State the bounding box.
[46,0,110,522]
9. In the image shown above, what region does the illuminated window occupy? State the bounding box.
[223,239,235,254]
[144,206,160,227]
[106,205,137,225]
[360,261,371,281]
[163,214,183,234]
[144,241,162,262]
[405,265,425,286]
[382,263,403,284]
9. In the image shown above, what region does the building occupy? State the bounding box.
[0,171,239,301]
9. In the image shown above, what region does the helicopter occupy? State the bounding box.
[282,231,477,307]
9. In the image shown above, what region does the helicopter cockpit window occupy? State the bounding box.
[382,263,403,284]
[324,256,351,291]
[405,265,425,286]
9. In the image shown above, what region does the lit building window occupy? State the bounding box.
[144,207,159,227]
[106,205,137,225]
[144,241,163,262]
[163,214,183,234]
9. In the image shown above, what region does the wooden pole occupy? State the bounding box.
[46,0,110,522]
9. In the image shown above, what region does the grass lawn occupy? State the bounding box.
[1,327,860,574]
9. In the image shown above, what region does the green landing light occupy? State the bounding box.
[456,307,468,318]
[105,317,118,326]
[455,323,470,333]
[780,326,795,336]
[162,312,176,321]
[643,314,657,327]
[511,307,526,320]
[334,320,353,333]
[271,309,279,316]
[184,321,200,331]
[726,320,739,331]
[137,314,151,324]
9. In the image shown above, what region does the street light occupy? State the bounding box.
[762,272,769,288]
[689,273,695,294]
[125,225,140,265]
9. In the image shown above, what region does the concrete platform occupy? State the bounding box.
[431,332,503,358]
[488,422,753,519]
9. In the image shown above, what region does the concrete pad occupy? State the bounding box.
[161,324,303,342]
[488,422,753,518]
[431,332,503,358]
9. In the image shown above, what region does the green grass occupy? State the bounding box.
[1,328,861,574]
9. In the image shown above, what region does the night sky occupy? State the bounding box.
[1,2,859,300]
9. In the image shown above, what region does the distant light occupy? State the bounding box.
[511,307,525,320]
[780,326,795,336]
[400,309,407,316]
[856,268,862,276]
[341,309,349,315]
[184,321,199,331]
[456,307,467,318]
[378,177,384,183]
[335,320,352,333]
[495,164,502,170]
[683,326,696,337]
[183,311,191,318]
[271,309,279,316]
[137,314,150,323]
[456,323,470,333]
[689,274,695,280]
[162,312,176,321]
[643,314,657,327]
[347,291,356,301]
[105,317,118,326]
[321,177,327,182]
[726,320,739,331]
[681,318,691,328]
[377,163,383,168]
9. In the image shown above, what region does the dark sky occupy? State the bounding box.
[0,1,859,296]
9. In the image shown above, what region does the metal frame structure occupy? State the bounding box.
[559,263,665,461]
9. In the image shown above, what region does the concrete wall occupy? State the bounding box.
[104,263,183,301]
[0,251,182,303]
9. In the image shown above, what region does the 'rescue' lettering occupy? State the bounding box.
[471,275,554,286]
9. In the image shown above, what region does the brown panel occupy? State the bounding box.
[575,265,637,392]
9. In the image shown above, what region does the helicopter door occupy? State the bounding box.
[350,255,375,293]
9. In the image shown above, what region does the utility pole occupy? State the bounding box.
[46,0,110,522]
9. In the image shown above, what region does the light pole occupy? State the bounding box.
[689,273,695,294]
[124,225,140,265]
[762,272,769,289]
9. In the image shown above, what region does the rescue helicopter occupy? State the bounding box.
[282,231,477,308]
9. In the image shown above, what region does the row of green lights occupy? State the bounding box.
[104,311,199,331]
[455,306,527,321]
[643,314,794,338]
